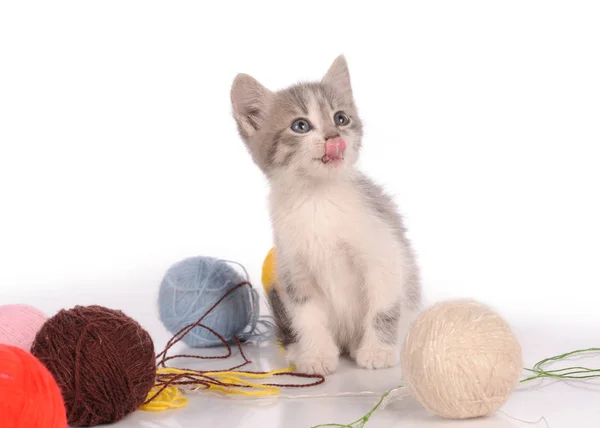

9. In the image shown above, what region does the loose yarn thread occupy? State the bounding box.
[521,347,600,382]
[312,386,410,428]
[218,259,276,343]
[141,279,325,411]
[315,347,600,427]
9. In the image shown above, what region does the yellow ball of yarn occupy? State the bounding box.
[261,247,277,294]
[401,299,523,419]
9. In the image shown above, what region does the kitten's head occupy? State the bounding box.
[230,55,363,180]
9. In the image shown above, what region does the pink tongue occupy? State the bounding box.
[325,137,347,160]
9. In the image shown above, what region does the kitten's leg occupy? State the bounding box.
[354,266,416,370]
[280,265,340,376]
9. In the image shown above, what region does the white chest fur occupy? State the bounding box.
[269,176,399,268]
[270,178,370,268]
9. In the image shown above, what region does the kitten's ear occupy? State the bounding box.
[322,55,353,98]
[231,73,272,139]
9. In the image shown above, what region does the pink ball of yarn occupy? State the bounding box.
[0,304,48,351]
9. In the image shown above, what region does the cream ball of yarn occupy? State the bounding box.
[401,299,523,419]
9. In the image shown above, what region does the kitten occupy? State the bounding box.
[230,55,422,376]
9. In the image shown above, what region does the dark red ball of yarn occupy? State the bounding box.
[30,305,156,427]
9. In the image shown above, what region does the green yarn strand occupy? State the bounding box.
[520,347,600,383]
[313,347,600,428]
[311,389,392,428]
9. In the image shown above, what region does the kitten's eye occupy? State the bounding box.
[291,118,312,133]
[334,111,350,127]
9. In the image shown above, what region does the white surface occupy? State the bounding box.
[115,319,600,428]
[1,1,600,427]
[87,318,600,427]
[6,285,600,428]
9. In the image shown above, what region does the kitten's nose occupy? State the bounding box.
[325,136,346,159]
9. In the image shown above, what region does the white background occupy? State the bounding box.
[1,2,600,427]
[1,0,599,321]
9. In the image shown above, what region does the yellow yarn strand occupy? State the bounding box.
[140,366,297,411]
[141,385,188,412]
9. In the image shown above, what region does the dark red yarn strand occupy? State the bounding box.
[145,281,325,404]
[155,282,252,367]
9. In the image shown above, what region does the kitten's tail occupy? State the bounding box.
[265,283,297,349]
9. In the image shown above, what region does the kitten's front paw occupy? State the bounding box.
[295,354,339,376]
[287,344,339,376]
[355,346,399,370]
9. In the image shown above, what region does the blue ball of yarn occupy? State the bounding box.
[158,256,264,348]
